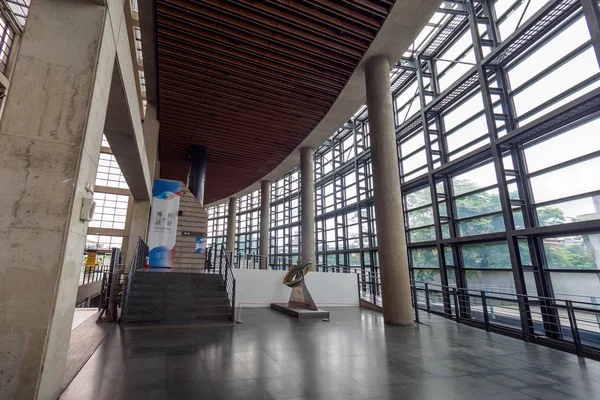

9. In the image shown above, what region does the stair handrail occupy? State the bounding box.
[120,237,148,322]
[219,244,236,321]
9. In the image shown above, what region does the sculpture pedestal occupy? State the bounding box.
[276,259,328,319]
[270,303,330,319]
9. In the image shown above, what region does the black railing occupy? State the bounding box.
[205,244,236,321]
[97,247,124,323]
[120,237,148,322]
[355,271,420,323]
[355,274,600,360]
[269,255,300,270]
[80,262,110,286]
[230,252,268,269]
[356,271,383,307]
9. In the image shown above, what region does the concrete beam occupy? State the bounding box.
[137,0,158,107]
[104,62,152,200]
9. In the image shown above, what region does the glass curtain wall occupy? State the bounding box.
[235,190,261,255]
[314,0,600,335]
[207,203,228,247]
[206,0,600,327]
[314,118,378,275]
[269,169,301,268]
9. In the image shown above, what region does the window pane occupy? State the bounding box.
[455,188,501,219]
[524,118,600,173]
[452,162,497,196]
[462,242,511,269]
[407,207,434,229]
[530,157,600,203]
[411,248,439,269]
[543,235,599,270]
[405,187,431,210]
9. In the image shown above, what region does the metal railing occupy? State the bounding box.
[356,274,600,359]
[97,247,124,323]
[205,244,236,321]
[315,264,361,274]
[230,252,268,270]
[80,263,110,285]
[120,237,148,322]
[356,271,383,307]
[269,255,299,270]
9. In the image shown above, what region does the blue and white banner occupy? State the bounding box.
[195,237,206,254]
[147,180,181,267]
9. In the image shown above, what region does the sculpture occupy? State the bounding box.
[282,259,318,310]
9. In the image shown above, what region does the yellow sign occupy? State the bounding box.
[85,252,97,271]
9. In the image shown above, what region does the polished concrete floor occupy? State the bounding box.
[60,308,600,400]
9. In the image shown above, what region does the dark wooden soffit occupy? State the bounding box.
[156,0,395,203]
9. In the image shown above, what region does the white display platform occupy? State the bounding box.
[233,269,359,309]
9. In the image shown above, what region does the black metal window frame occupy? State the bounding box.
[269,168,301,268]
[205,0,600,346]
[235,190,261,255]
[312,0,600,343]
[207,202,228,247]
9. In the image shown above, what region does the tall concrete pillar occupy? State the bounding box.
[300,147,315,270]
[0,1,131,398]
[365,55,413,326]
[124,103,159,268]
[226,197,237,255]
[260,180,271,268]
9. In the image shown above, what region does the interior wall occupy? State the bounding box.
[173,184,208,269]
[233,269,359,309]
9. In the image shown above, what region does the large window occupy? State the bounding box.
[311,0,600,338]
[85,234,123,251]
[89,193,129,230]
[207,203,228,247]
[96,153,129,189]
[235,190,260,255]
[314,113,378,275]
[269,170,301,268]
[204,0,600,341]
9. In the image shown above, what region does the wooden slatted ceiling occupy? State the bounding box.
[156,0,395,203]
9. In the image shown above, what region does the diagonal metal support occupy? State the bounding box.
[581,0,600,68]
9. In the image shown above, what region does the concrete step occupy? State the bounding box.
[134,272,222,283]
[123,269,231,325]
[127,290,228,300]
[122,312,231,325]
[127,296,229,306]
[163,313,232,324]
[131,282,225,290]
[126,304,231,314]
[128,290,226,299]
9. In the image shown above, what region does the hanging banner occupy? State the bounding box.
[147,179,181,267]
[195,237,206,254]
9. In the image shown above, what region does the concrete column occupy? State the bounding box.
[300,147,315,270]
[365,55,413,326]
[124,200,151,269]
[0,1,128,399]
[124,104,159,268]
[226,197,237,255]
[260,180,271,269]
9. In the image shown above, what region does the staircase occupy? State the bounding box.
[121,271,232,325]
